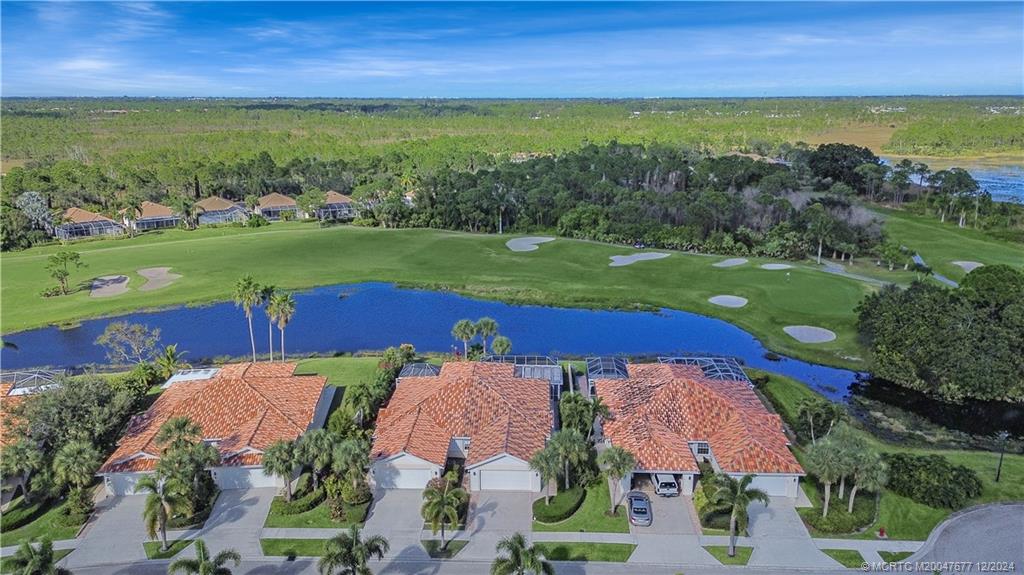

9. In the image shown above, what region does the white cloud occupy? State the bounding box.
[56,57,116,72]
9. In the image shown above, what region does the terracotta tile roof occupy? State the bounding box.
[595,363,802,475]
[258,192,297,209]
[196,196,239,212]
[0,383,26,447]
[325,191,354,204]
[371,362,552,467]
[127,201,176,219]
[99,363,327,474]
[62,207,115,224]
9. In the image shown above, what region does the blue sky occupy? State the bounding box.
[2,1,1021,97]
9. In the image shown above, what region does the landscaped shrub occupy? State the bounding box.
[167,485,220,529]
[798,488,876,534]
[532,486,585,523]
[0,498,52,531]
[271,487,325,516]
[340,478,372,505]
[883,453,982,509]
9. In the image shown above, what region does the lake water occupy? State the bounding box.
[0,282,862,400]
[881,158,1023,204]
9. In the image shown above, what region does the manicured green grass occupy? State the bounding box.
[143,539,194,559]
[0,549,72,574]
[422,539,469,559]
[534,542,636,562]
[877,208,1023,282]
[703,545,753,565]
[1,224,874,369]
[757,368,1024,541]
[532,482,630,533]
[878,551,915,562]
[260,538,327,558]
[263,499,369,529]
[295,356,380,388]
[0,498,85,547]
[822,548,867,568]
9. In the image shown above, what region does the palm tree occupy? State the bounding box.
[233,275,261,363]
[0,439,43,500]
[262,440,300,501]
[155,344,190,379]
[491,335,512,356]
[528,448,560,505]
[588,395,611,442]
[156,416,203,452]
[848,452,887,514]
[136,475,191,552]
[343,382,380,427]
[491,532,553,575]
[474,317,498,354]
[332,439,369,488]
[259,285,277,361]
[598,446,636,515]
[421,475,467,551]
[53,440,100,492]
[268,292,296,361]
[318,525,389,575]
[6,538,71,575]
[805,439,843,518]
[547,429,588,491]
[121,195,143,238]
[710,474,770,558]
[450,319,477,358]
[168,538,240,575]
[299,429,335,490]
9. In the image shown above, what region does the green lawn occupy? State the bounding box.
[0,549,72,574]
[0,498,85,547]
[422,539,469,559]
[263,499,369,529]
[878,551,914,562]
[295,356,381,388]
[260,538,327,557]
[822,548,867,568]
[703,545,753,565]
[1,223,875,369]
[532,482,629,533]
[757,368,1024,541]
[876,208,1024,282]
[143,539,194,559]
[534,542,636,562]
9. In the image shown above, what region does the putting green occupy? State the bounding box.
[1,223,872,369]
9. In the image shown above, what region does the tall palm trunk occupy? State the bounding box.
[816,237,823,265]
[246,312,256,363]
[838,476,846,500]
[822,482,832,518]
[268,318,274,361]
[728,513,738,557]
[279,327,286,361]
[563,459,570,490]
[159,509,169,551]
[847,485,859,514]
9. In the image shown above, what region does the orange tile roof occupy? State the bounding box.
[258,192,297,209]
[195,196,239,212]
[99,363,327,473]
[371,362,552,467]
[325,191,354,204]
[595,363,802,475]
[0,383,26,447]
[63,207,115,224]
[129,201,176,219]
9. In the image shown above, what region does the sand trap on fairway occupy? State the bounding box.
[708,295,748,308]
[952,261,984,273]
[506,237,556,252]
[713,258,748,268]
[784,325,836,344]
[90,275,130,298]
[760,263,793,270]
[609,253,671,267]
[138,267,183,292]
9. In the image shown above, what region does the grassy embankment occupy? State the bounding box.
[1,222,874,370]
[752,368,1024,541]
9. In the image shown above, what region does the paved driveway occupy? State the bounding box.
[633,493,698,535]
[186,488,276,559]
[458,491,534,560]
[628,494,716,565]
[363,489,429,563]
[745,497,839,569]
[64,495,149,569]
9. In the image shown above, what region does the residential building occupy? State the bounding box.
[317,191,358,220]
[97,363,332,495]
[54,207,125,240]
[122,201,181,231]
[257,192,300,221]
[196,196,249,225]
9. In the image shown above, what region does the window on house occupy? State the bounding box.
[696,443,710,455]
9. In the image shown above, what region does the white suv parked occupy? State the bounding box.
[654,473,680,496]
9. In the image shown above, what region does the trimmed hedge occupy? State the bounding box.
[532,486,586,523]
[271,487,326,516]
[798,488,876,534]
[883,453,982,509]
[0,498,54,531]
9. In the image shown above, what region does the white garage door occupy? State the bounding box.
[104,472,148,496]
[376,466,435,490]
[212,467,280,490]
[743,475,797,497]
[480,470,534,491]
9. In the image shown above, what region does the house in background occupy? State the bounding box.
[97,362,332,496]
[122,201,181,231]
[370,361,556,492]
[317,191,358,221]
[257,192,300,221]
[54,207,125,240]
[589,357,804,498]
[196,196,249,225]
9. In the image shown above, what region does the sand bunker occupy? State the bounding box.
[708,295,748,308]
[760,263,793,270]
[138,267,182,292]
[90,275,130,298]
[713,258,748,268]
[609,253,671,267]
[784,325,837,344]
[506,237,556,252]
[952,261,984,273]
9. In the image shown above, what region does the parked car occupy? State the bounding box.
[654,473,680,497]
[627,491,652,527]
